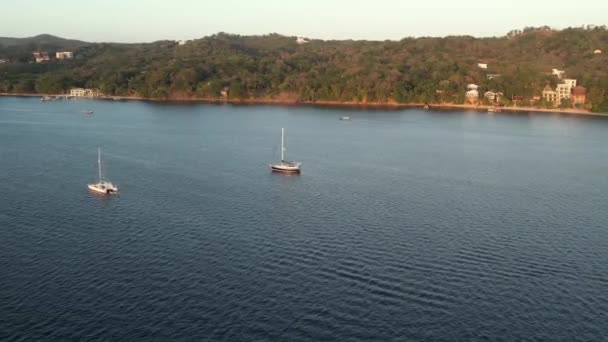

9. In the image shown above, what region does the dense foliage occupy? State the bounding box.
[1,28,608,111]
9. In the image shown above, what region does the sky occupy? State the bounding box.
[1,0,607,42]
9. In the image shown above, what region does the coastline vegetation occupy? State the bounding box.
[1,27,607,112]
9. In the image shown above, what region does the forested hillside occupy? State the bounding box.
[1,27,607,111]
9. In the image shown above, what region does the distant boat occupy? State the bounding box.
[488,106,501,113]
[270,128,301,173]
[339,116,351,121]
[88,148,118,194]
[40,96,52,101]
[81,110,94,114]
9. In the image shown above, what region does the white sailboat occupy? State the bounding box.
[270,128,301,173]
[88,148,118,194]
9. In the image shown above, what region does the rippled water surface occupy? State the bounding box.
[1,97,607,341]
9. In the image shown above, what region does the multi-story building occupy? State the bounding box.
[542,80,584,107]
[571,86,587,107]
[556,79,577,103]
[542,85,558,105]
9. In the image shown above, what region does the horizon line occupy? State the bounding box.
[2,24,607,44]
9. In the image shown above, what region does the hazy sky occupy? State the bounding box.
[1,0,606,42]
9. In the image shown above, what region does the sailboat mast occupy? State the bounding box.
[281,128,285,161]
[98,148,102,182]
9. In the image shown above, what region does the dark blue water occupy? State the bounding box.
[1,97,607,341]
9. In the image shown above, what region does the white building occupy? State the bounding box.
[296,37,309,44]
[556,79,577,101]
[594,49,602,54]
[552,69,565,79]
[70,88,101,97]
[484,91,503,103]
[177,40,188,46]
[70,88,86,97]
[542,79,577,106]
[477,63,488,69]
[56,51,74,59]
[563,79,577,88]
[0,59,7,64]
[465,89,479,103]
[542,85,558,105]
[467,84,479,90]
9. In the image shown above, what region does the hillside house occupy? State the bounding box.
[465,89,479,103]
[33,52,50,63]
[484,91,503,103]
[552,69,565,79]
[0,59,7,64]
[296,37,309,44]
[467,84,479,90]
[486,74,501,80]
[220,87,229,98]
[477,63,488,69]
[594,49,602,54]
[56,51,74,59]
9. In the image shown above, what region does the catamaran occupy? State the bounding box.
[270,128,301,173]
[88,148,118,194]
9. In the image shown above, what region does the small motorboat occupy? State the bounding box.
[339,116,351,121]
[488,106,501,113]
[81,110,94,114]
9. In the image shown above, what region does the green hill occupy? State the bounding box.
[1,27,607,112]
[0,34,89,48]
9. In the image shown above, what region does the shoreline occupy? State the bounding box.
[1,93,605,116]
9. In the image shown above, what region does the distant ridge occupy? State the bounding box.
[0,34,89,48]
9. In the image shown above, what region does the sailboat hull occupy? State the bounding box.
[270,163,301,173]
[88,183,118,194]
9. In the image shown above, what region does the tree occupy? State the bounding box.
[559,98,572,109]
[229,80,245,99]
